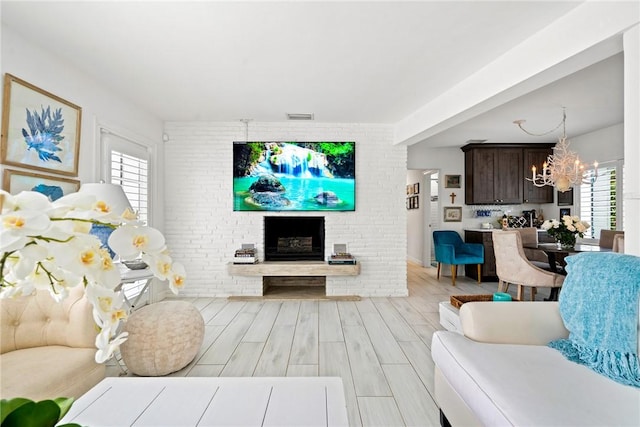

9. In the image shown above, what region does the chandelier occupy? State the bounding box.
[514,109,598,193]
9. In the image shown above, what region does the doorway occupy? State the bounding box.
[424,170,439,267]
[407,169,440,268]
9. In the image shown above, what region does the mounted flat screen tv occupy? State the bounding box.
[233,141,355,211]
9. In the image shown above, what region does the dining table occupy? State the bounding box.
[526,243,612,300]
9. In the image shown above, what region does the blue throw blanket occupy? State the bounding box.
[548,252,640,388]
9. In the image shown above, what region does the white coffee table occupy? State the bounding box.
[439,301,462,334]
[61,377,348,426]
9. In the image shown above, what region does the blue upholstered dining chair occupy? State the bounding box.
[433,230,484,286]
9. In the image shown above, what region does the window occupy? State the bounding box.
[579,164,619,239]
[101,129,152,304]
[110,150,148,224]
[101,130,150,225]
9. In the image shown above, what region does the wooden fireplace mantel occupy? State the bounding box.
[228,261,360,277]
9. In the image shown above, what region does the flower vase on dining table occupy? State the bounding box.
[542,215,589,251]
[556,233,577,250]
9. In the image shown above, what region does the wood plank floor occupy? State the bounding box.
[108,264,551,426]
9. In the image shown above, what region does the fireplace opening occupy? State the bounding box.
[264,216,325,261]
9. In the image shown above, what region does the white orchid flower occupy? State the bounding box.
[143,252,173,281]
[19,259,76,296]
[0,282,29,298]
[9,191,52,212]
[51,233,106,278]
[85,283,127,329]
[95,329,129,364]
[88,249,122,290]
[0,190,15,213]
[0,232,29,253]
[0,211,51,252]
[3,244,48,281]
[168,262,187,294]
[48,192,95,219]
[108,225,166,260]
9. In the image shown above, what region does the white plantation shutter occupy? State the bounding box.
[579,164,619,239]
[111,151,148,224]
[101,131,150,225]
[101,130,152,306]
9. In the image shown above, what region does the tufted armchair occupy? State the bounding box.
[433,230,484,286]
[492,230,564,301]
[0,285,105,401]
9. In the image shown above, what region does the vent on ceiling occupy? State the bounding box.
[287,113,314,121]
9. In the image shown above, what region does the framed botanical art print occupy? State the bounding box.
[443,206,462,222]
[2,168,80,201]
[1,74,82,177]
[444,175,461,188]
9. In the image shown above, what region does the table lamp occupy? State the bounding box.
[78,183,133,258]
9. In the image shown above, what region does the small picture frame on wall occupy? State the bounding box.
[407,184,413,195]
[444,206,462,222]
[560,208,571,217]
[413,183,419,194]
[444,175,461,188]
[2,168,80,200]
[557,188,574,206]
[413,195,419,209]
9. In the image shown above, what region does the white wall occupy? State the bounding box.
[163,121,408,297]
[571,123,624,165]
[623,24,639,255]
[407,146,473,232]
[406,169,424,265]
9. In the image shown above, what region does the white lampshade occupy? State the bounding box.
[79,183,133,216]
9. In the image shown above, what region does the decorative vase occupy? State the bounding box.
[90,223,116,259]
[555,233,577,249]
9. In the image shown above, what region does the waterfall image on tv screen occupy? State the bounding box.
[233,141,355,211]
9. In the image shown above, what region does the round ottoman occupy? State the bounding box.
[120,301,204,376]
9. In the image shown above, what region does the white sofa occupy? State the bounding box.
[431,301,640,426]
[0,286,105,401]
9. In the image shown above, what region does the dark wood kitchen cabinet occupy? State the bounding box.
[463,146,522,204]
[523,147,554,203]
[462,143,555,205]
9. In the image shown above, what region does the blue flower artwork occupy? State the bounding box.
[1,74,81,177]
[31,183,64,201]
[21,106,65,163]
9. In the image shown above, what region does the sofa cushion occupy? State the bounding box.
[432,331,640,426]
[0,346,105,401]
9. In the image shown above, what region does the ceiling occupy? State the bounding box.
[0,1,623,147]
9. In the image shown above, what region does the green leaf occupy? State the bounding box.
[1,398,31,424]
[1,400,60,427]
[52,397,75,420]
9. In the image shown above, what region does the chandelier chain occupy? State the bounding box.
[516,109,567,137]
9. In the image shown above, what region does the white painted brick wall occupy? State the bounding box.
[163,121,407,297]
